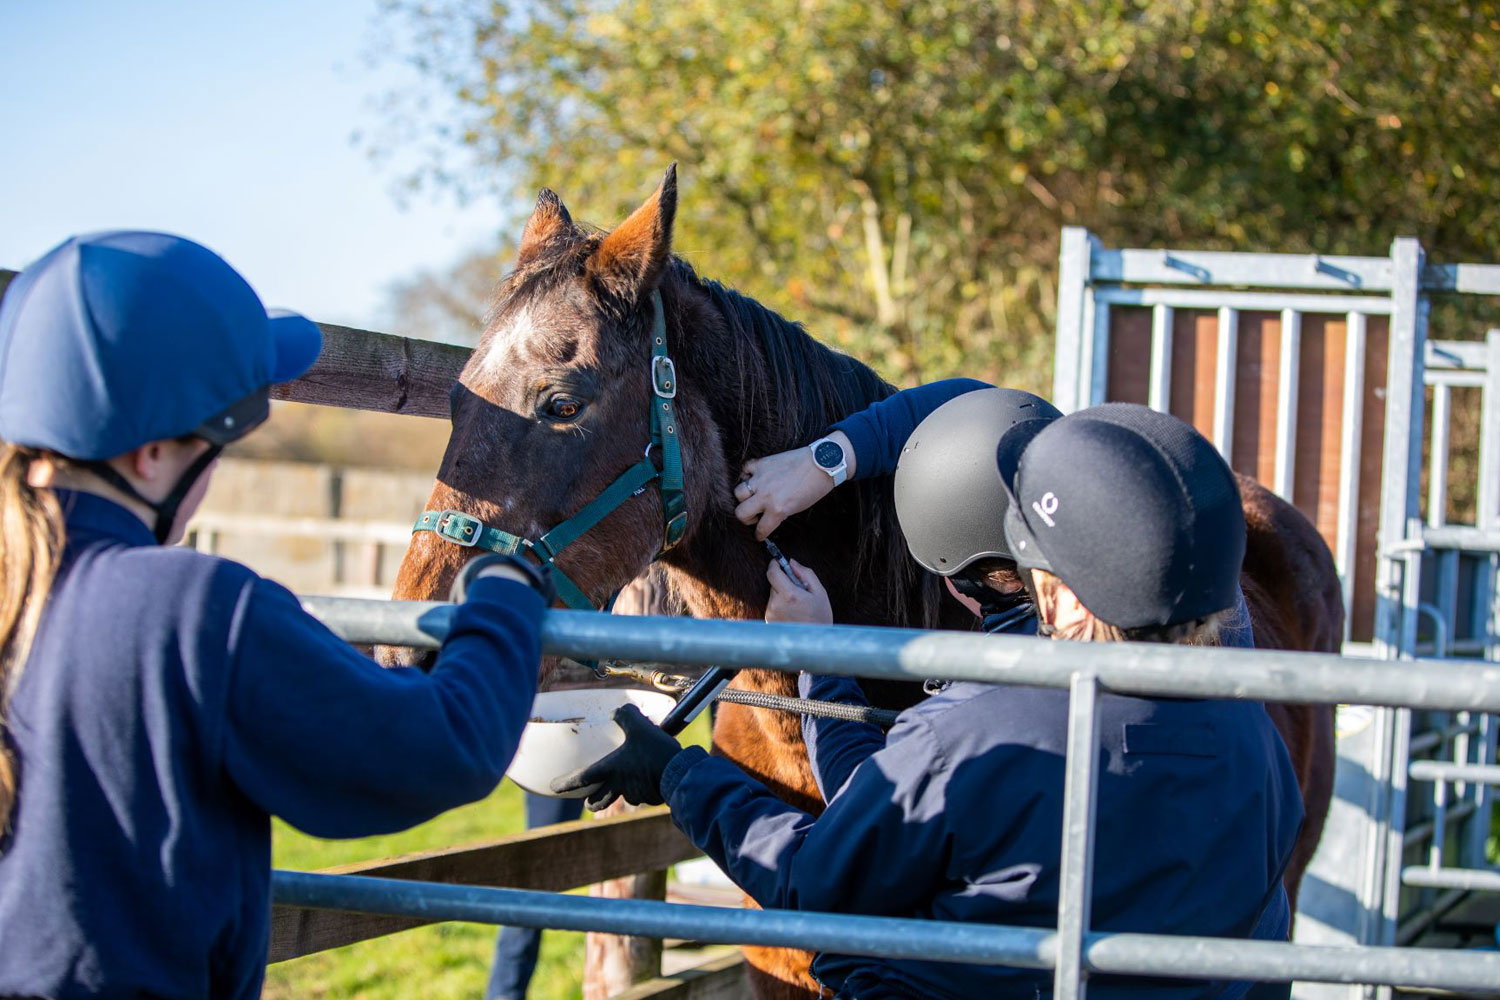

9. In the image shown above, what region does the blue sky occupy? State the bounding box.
[0,0,508,334]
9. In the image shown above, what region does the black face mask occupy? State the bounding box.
[949,573,1036,635]
[84,443,222,544]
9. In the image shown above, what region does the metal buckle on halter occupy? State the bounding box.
[435,509,484,547]
[651,356,677,399]
[663,512,688,549]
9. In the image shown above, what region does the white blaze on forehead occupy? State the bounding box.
[479,303,540,377]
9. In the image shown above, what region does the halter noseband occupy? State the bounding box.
[412,290,687,609]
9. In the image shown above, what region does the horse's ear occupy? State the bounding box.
[588,164,677,301]
[516,189,574,266]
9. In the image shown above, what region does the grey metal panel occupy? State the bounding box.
[1055,673,1102,1000]
[1087,299,1111,407]
[1400,866,1500,891]
[1275,309,1302,498]
[1212,307,1238,457]
[1424,338,1491,371]
[1093,287,1392,314]
[1481,332,1500,532]
[1427,386,1450,527]
[1148,304,1174,413]
[1053,227,1094,413]
[1090,247,1394,291]
[298,598,1500,713]
[1416,525,1500,553]
[1423,369,1488,388]
[1409,760,1500,784]
[1421,261,1500,294]
[1082,249,1498,295]
[1401,800,1476,847]
[1335,314,1368,634]
[269,871,1500,991]
[1375,706,1411,955]
[1372,238,1427,661]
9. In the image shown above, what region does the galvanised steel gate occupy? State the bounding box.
[1051,230,1500,998]
[277,600,1500,998]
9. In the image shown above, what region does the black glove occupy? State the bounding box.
[450,552,556,605]
[550,703,684,811]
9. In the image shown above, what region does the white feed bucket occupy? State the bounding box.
[506,688,678,799]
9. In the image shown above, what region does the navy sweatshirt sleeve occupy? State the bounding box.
[828,378,992,480]
[660,718,953,916]
[221,575,544,837]
[798,672,884,802]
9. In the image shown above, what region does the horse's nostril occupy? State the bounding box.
[374,644,437,671]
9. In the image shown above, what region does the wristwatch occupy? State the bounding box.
[809,436,848,487]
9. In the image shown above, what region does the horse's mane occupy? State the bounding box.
[666,260,942,629]
[491,238,941,629]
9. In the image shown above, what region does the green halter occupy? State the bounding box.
[412,290,687,609]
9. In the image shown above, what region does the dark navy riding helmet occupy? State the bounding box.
[0,230,322,460]
[996,403,1246,630]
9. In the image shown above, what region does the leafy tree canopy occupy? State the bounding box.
[377,0,1500,388]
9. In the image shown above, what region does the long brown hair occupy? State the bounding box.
[0,444,66,832]
[1029,568,1227,645]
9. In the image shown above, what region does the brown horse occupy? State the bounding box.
[387,168,1338,997]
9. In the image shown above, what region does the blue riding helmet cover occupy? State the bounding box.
[0,231,322,460]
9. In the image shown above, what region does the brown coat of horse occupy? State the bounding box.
[386,169,1338,998]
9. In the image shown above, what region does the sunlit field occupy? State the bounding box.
[264,713,712,999]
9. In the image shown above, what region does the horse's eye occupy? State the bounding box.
[543,395,584,421]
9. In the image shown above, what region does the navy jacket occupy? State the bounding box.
[831,378,991,482]
[664,676,1302,1000]
[0,491,544,999]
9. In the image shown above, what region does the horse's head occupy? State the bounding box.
[382,167,730,667]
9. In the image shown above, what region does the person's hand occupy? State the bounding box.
[734,431,854,540]
[450,553,556,603]
[550,704,684,811]
[765,558,833,625]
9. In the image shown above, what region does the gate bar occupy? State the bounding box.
[301,598,1500,714]
[1401,867,1500,892]
[271,871,1500,992]
[1055,673,1102,1000]
[1408,760,1500,784]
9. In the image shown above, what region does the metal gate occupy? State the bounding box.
[1051,229,1500,997]
[278,599,1500,998]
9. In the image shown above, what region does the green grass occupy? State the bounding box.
[265,713,712,1000]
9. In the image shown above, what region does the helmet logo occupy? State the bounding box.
[1032,491,1059,527]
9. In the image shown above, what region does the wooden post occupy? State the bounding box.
[585,801,669,999]
[585,571,675,998]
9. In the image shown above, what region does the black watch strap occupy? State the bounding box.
[452,552,557,605]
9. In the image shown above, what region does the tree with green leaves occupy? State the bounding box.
[376,0,1500,389]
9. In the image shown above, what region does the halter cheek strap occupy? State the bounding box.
[412,290,687,610]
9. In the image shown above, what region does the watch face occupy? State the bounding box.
[814,440,844,469]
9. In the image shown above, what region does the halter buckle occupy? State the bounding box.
[651,356,678,399]
[663,511,688,549]
[434,509,484,547]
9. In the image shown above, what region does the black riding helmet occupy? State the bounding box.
[996,403,1246,630]
[893,388,1063,576]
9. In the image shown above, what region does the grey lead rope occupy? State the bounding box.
[714,687,901,728]
[579,660,903,729]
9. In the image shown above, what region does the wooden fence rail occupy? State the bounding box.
[270,807,700,961]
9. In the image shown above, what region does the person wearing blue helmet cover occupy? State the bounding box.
[0,232,551,999]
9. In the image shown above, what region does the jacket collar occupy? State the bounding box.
[56,488,157,548]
